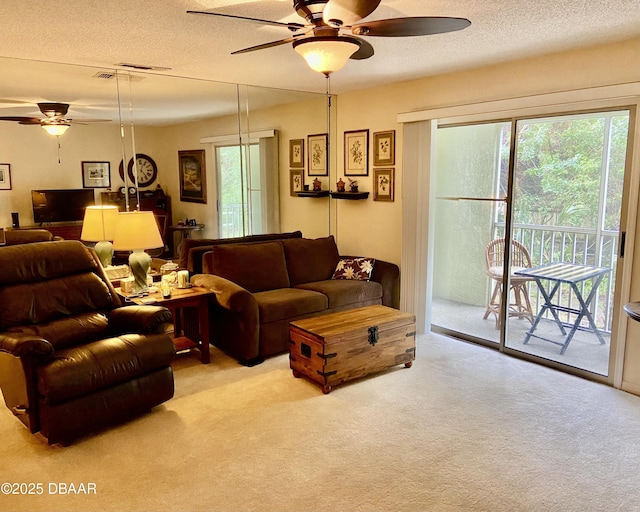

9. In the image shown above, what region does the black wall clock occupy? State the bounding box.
[118,153,158,188]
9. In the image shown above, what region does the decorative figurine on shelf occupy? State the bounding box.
[348,178,358,193]
[336,178,346,192]
[313,178,322,191]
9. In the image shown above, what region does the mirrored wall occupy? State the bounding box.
[0,56,332,252]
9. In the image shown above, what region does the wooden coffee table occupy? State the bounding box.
[289,305,416,393]
[116,285,214,364]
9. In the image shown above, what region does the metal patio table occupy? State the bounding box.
[515,262,610,355]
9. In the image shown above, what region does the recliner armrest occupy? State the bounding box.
[0,332,54,361]
[108,305,173,335]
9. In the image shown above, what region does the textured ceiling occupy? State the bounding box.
[0,0,638,122]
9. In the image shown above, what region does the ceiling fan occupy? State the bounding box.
[188,0,471,74]
[0,102,108,136]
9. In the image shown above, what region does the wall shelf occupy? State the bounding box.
[330,191,369,200]
[296,190,330,198]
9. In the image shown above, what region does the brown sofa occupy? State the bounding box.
[178,230,303,274]
[4,228,60,245]
[0,240,176,444]
[192,235,400,366]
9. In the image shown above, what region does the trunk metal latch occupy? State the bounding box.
[368,326,379,346]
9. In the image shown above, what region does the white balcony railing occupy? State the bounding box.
[495,223,618,332]
[220,204,245,239]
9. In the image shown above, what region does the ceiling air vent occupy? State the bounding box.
[94,71,116,80]
[93,71,144,82]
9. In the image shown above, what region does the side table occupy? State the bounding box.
[116,285,213,364]
[169,224,204,258]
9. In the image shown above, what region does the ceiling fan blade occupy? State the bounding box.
[0,117,41,124]
[350,37,374,60]
[324,0,381,26]
[351,17,471,37]
[187,10,305,32]
[231,31,310,55]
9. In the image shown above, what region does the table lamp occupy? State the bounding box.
[112,211,163,293]
[80,205,119,267]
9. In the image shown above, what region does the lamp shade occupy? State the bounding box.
[112,211,163,251]
[80,205,119,242]
[293,36,360,75]
[113,211,163,292]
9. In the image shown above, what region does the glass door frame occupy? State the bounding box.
[430,104,637,386]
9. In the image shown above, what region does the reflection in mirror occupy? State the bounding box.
[0,57,123,234]
[0,55,329,254]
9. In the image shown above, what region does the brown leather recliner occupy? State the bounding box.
[0,240,176,444]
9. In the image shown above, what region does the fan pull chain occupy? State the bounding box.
[57,137,62,164]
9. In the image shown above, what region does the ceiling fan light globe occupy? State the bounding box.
[42,123,70,136]
[293,37,360,74]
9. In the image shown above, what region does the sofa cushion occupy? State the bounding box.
[282,236,340,286]
[180,230,303,273]
[332,257,375,281]
[295,280,383,309]
[254,288,328,323]
[208,241,290,293]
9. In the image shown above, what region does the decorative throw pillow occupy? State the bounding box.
[331,257,375,281]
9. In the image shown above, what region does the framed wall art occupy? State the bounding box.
[308,133,328,176]
[344,129,369,176]
[290,169,304,196]
[178,149,207,204]
[81,161,111,188]
[289,139,304,168]
[373,130,395,166]
[0,164,11,190]
[373,168,394,202]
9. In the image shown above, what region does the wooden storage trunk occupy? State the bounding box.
[289,305,416,393]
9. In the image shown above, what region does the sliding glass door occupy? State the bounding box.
[431,121,511,344]
[216,143,260,238]
[504,111,629,375]
[431,109,630,378]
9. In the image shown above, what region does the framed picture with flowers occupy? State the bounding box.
[344,129,369,176]
[373,168,394,202]
[373,130,395,166]
[307,133,328,176]
[289,139,304,168]
[290,169,304,196]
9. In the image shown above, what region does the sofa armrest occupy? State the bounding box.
[372,259,400,309]
[191,274,261,364]
[0,332,54,361]
[340,256,400,309]
[191,274,258,313]
[108,305,173,335]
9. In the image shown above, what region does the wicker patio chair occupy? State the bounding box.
[483,238,535,329]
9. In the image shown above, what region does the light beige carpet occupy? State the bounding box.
[1,333,640,512]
